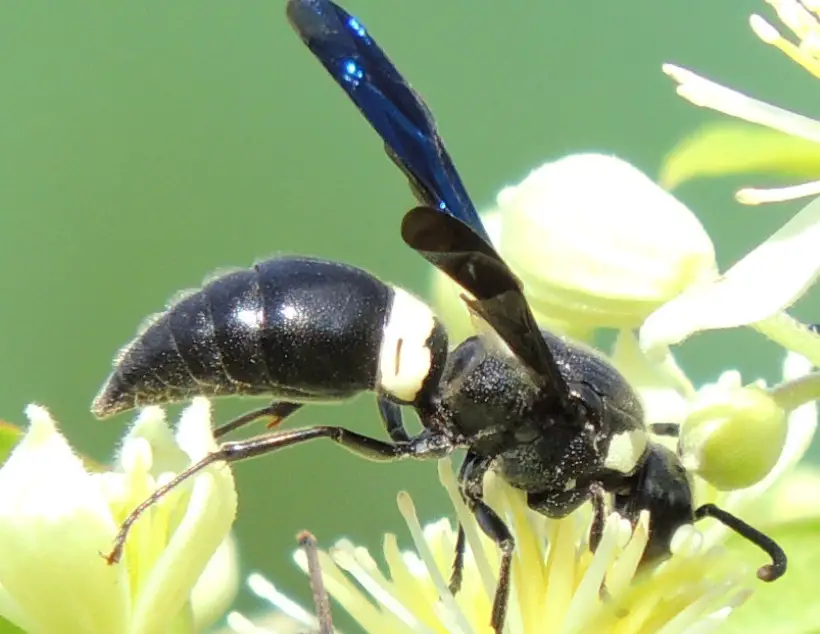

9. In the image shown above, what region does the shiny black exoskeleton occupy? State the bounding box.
[93,257,448,416]
[93,2,787,632]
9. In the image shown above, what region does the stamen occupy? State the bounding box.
[750,13,820,78]
[736,179,820,204]
[294,547,386,633]
[655,581,740,634]
[562,513,623,633]
[540,512,579,625]
[663,64,820,143]
[766,0,818,41]
[331,538,426,631]
[225,611,267,634]
[381,533,446,627]
[247,572,318,628]
[670,524,704,558]
[606,511,650,596]
[396,491,473,634]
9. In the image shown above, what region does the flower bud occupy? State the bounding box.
[496,153,717,331]
[681,385,787,491]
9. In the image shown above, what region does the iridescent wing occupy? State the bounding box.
[287,0,569,398]
[286,0,487,240]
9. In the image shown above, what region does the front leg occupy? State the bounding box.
[457,453,515,634]
[527,481,607,552]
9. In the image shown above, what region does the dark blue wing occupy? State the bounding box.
[286,0,570,398]
[286,0,490,243]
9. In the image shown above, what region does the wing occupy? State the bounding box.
[285,0,489,242]
[402,207,570,400]
[287,0,569,398]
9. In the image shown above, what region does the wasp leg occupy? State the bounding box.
[377,395,411,442]
[104,425,452,564]
[588,482,607,552]
[448,456,471,596]
[448,525,467,596]
[213,401,303,438]
[458,452,514,634]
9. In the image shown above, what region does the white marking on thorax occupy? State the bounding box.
[603,429,647,473]
[378,287,436,403]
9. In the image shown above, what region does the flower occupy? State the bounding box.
[644,2,820,367]
[432,153,718,343]
[428,149,820,372]
[0,398,239,634]
[661,1,820,206]
[637,194,820,367]
[225,342,819,634]
[227,463,775,634]
[612,332,819,506]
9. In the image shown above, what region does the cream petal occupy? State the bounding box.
[611,330,692,425]
[191,533,241,632]
[496,154,716,330]
[129,398,237,634]
[663,64,820,144]
[640,195,820,357]
[119,406,190,476]
[0,405,128,634]
[736,179,820,205]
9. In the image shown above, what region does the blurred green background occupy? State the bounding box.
[1,0,818,626]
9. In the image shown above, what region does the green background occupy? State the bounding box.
[0,0,817,627]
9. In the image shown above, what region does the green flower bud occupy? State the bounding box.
[681,384,787,490]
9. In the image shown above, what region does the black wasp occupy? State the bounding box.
[93,1,786,632]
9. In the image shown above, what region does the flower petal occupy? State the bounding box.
[610,329,693,425]
[660,121,820,191]
[118,406,190,476]
[0,405,127,634]
[496,154,716,330]
[736,179,820,205]
[191,533,240,632]
[663,64,820,144]
[129,398,237,634]
[640,195,820,359]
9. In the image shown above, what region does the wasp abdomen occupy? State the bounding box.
[92,257,393,418]
[189,268,270,388]
[254,257,392,396]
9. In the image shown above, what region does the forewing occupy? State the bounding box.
[286,0,489,242]
[402,207,569,398]
[287,0,568,396]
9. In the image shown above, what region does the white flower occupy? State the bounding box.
[432,153,717,342]
[0,398,238,634]
[228,458,758,634]
[637,194,820,368]
[224,339,819,634]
